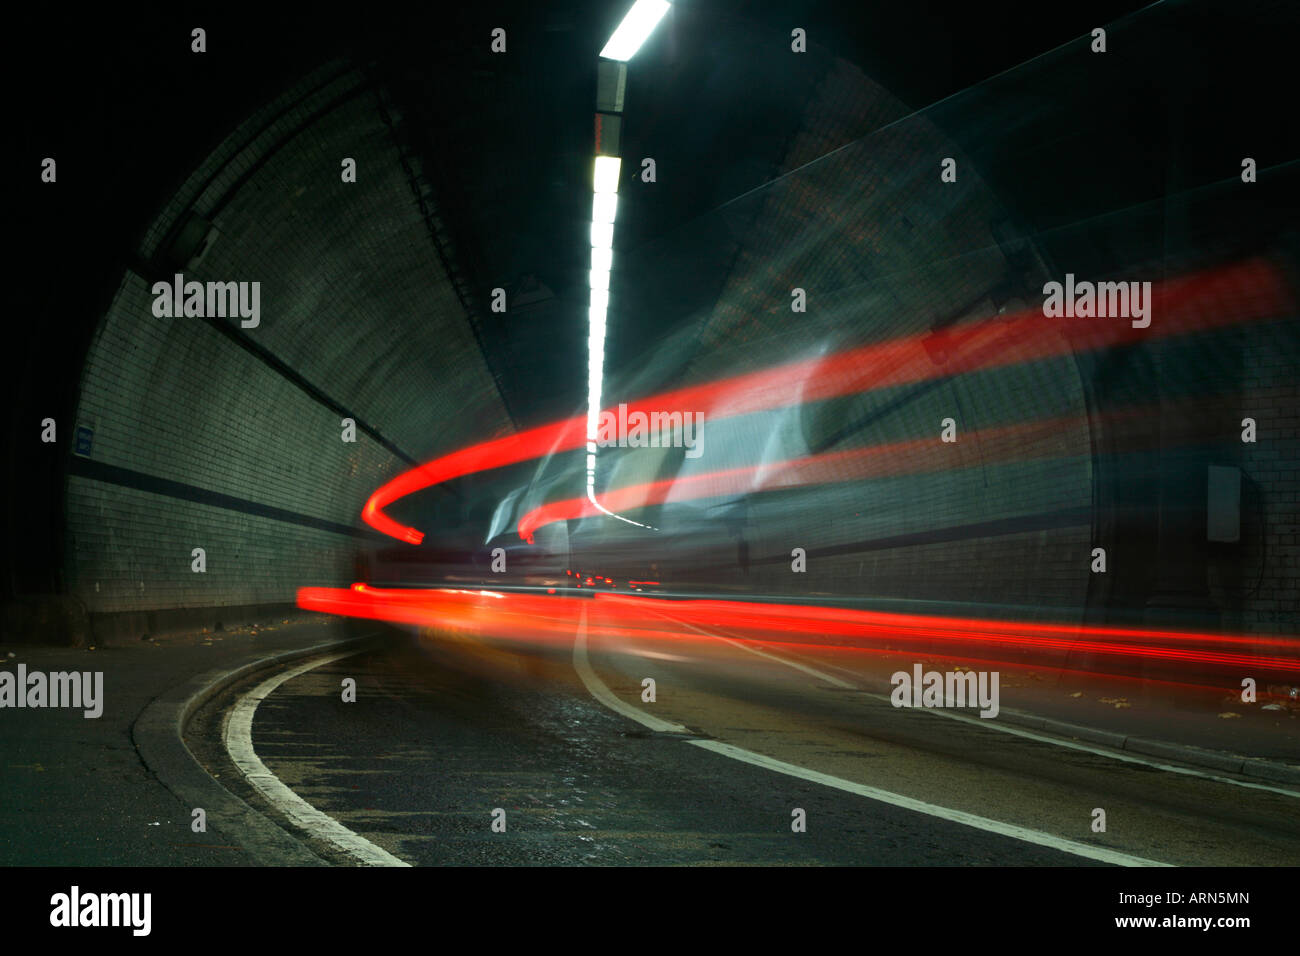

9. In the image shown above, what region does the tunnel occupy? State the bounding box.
[5,0,1300,899]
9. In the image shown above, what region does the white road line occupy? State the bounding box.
[573,608,1169,866]
[887,698,1300,798]
[688,739,1170,867]
[573,608,690,734]
[629,648,694,663]
[661,613,854,688]
[223,650,411,867]
[663,612,1300,799]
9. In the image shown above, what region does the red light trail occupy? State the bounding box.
[517,413,1088,541]
[361,258,1290,546]
[326,257,1299,689]
[296,586,1300,681]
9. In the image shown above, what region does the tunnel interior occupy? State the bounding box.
[8,0,1298,654]
[5,0,1300,889]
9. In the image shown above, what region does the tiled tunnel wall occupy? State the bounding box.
[65,63,512,635]
[1227,316,1300,634]
[621,59,1096,618]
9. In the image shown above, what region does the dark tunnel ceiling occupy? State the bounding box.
[23,0,1167,434]
[359,0,1291,431]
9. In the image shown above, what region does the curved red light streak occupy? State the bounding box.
[517,414,1086,541]
[362,259,1290,545]
[296,586,1300,678]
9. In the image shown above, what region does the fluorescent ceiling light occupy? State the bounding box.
[593,193,618,224]
[600,0,671,61]
[591,246,612,272]
[590,287,609,310]
[589,268,610,291]
[593,156,622,193]
[591,221,614,249]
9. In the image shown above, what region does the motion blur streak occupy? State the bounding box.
[514,398,1254,541]
[362,258,1291,545]
[361,417,586,543]
[296,586,1300,681]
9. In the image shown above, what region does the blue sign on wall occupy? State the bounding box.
[74,426,93,458]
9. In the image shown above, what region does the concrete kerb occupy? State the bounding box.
[132,632,384,865]
[994,709,1300,786]
[846,671,1300,788]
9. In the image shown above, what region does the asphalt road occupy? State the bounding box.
[187,617,1300,866]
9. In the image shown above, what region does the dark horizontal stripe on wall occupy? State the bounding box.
[68,457,384,541]
[752,505,1095,565]
[123,266,454,484]
[124,264,460,502]
[132,262,417,469]
[193,307,420,467]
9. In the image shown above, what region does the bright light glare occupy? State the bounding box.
[586,3,670,538]
[593,193,618,224]
[599,0,671,61]
[587,297,607,443]
[593,156,622,193]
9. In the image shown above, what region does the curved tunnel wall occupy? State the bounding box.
[65,63,512,638]
[589,57,1094,616]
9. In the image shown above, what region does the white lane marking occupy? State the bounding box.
[688,739,1170,867]
[573,608,689,734]
[660,612,853,688]
[223,651,411,867]
[665,613,1300,799]
[574,609,1169,866]
[630,649,693,663]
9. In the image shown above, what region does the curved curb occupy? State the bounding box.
[132,632,383,866]
[993,708,1300,787]
[843,668,1300,788]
